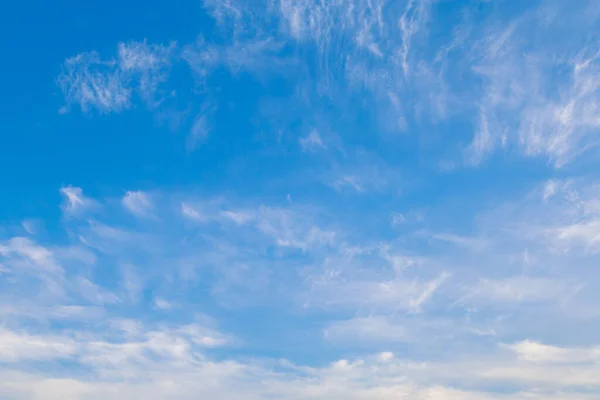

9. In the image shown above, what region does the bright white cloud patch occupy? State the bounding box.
[0,330,77,362]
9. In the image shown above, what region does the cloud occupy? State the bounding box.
[0,330,77,362]
[462,276,581,305]
[186,103,216,150]
[154,298,172,310]
[305,253,449,313]
[328,158,398,195]
[554,220,600,249]
[21,219,41,235]
[56,0,600,166]
[122,191,154,218]
[74,277,120,305]
[117,41,174,99]
[299,129,326,151]
[506,340,600,363]
[398,0,428,77]
[324,314,461,345]
[58,41,174,114]
[0,318,230,370]
[0,237,61,273]
[325,316,409,343]
[59,186,96,216]
[220,210,255,225]
[121,264,143,304]
[466,3,600,166]
[487,178,600,253]
[254,206,336,251]
[429,232,488,251]
[332,175,365,192]
[181,202,206,221]
[1,330,599,399]
[57,52,131,114]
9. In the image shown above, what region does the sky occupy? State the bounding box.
[1,0,600,398]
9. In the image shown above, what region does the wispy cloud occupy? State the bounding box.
[466,3,600,166]
[461,276,581,305]
[60,186,96,216]
[122,191,154,218]
[0,237,61,273]
[57,52,131,114]
[58,41,175,114]
[506,339,600,363]
[299,129,326,152]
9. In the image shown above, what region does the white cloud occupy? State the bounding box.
[186,102,217,150]
[57,52,131,114]
[154,298,172,310]
[0,330,77,362]
[21,219,41,235]
[462,276,581,305]
[430,233,487,251]
[1,334,599,399]
[122,191,154,218]
[506,340,600,363]
[308,270,448,313]
[188,113,211,149]
[466,4,600,166]
[465,109,496,165]
[58,41,174,114]
[543,180,562,201]
[390,211,424,226]
[75,277,120,305]
[323,314,460,345]
[60,186,95,216]
[0,237,61,273]
[121,264,143,304]
[498,179,600,253]
[220,210,255,225]
[299,130,326,151]
[181,202,205,221]
[254,206,336,251]
[332,175,364,192]
[391,212,407,225]
[54,245,97,265]
[398,0,428,77]
[325,316,409,343]
[409,272,450,312]
[326,154,400,195]
[0,318,231,380]
[553,220,600,250]
[117,41,174,99]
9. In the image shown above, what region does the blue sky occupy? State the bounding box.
[1,0,600,398]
